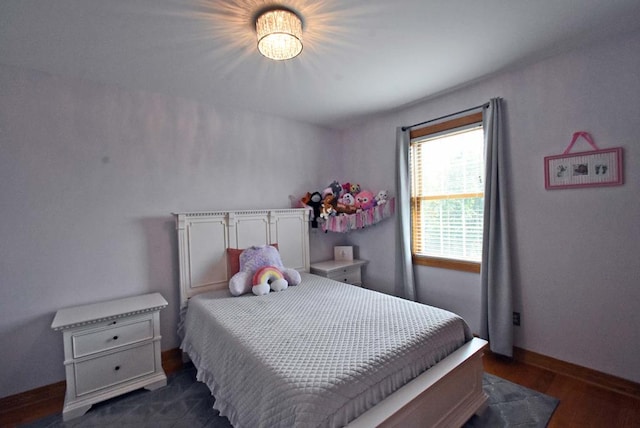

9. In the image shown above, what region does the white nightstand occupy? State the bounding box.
[310,259,368,286]
[51,293,168,421]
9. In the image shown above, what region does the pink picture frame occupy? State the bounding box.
[544,147,623,190]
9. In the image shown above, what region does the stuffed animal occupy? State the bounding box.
[341,182,351,195]
[301,191,323,228]
[335,202,357,214]
[375,190,389,206]
[322,180,343,199]
[335,192,357,214]
[339,193,355,206]
[329,180,342,197]
[355,190,375,210]
[229,245,301,296]
[320,194,336,219]
[350,183,361,195]
[252,265,288,296]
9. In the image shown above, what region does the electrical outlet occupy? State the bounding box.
[513,312,521,326]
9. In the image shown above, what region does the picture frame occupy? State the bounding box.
[334,246,353,261]
[544,147,623,190]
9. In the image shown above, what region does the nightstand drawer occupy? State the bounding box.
[75,343,155,396]
[310,259,367,287]
[72,316,153,358]
[328,267,361,285]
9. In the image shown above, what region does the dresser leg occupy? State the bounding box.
[62,403,92,422]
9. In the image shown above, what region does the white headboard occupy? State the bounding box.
[175,209,310,306]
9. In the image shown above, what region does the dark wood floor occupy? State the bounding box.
[2,351,639,427]
[483,353,640,427]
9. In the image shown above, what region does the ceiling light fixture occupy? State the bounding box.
[255,8,303,61]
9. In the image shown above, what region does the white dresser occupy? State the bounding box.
[51,293,168,421]
[310,259,368,286]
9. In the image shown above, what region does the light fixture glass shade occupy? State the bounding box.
[256,9,303,61]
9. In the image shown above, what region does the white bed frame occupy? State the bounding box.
[175,209,488,427]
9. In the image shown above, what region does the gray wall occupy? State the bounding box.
[0,65,342,398]
[340,29,640,383]
[1,27,639,399]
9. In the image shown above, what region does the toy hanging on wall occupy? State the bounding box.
[301,191,323,228]
[299,180,395,232]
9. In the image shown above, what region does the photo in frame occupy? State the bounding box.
[544,147,623,189]
[334,246,353,261]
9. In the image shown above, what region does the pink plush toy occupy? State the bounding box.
[355,190,375,210]
[229,245,301,296]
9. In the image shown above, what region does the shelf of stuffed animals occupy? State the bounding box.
[322,198,395,233]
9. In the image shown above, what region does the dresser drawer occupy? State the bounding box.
[72,316,153,358]
[328,267,361,285]
[75,343,156,396]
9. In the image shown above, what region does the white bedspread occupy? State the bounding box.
[180,273,472,428]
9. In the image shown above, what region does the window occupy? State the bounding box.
[409,112,484,273]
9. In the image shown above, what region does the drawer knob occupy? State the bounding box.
[113,336,119,341]
[114,366,120,371]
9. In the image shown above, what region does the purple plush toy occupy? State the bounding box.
[228,245,301,296]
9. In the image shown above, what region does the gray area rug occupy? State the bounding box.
[22,367,558,428]
[464,373,558,427]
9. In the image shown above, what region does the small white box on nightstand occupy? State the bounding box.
[334,246,353,261]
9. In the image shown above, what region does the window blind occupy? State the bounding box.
[410,126,484,262]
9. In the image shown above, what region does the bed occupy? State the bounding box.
[175,209,488,427]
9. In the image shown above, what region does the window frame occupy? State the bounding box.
[409,111,484,274]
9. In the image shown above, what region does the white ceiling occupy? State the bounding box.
[2,0,640,129]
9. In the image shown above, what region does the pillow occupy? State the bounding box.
[227,244,278,279]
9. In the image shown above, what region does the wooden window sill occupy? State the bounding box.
[412,255,480,273]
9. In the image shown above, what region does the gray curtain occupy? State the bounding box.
[480,98,514,357]
[395,127,417,301]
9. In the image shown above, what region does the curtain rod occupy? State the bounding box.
[401,102,490,132]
